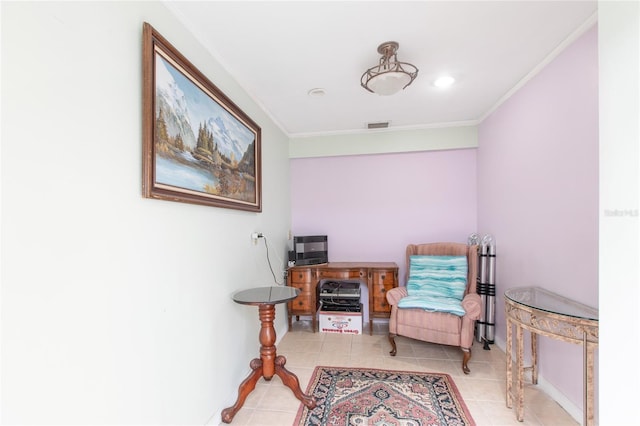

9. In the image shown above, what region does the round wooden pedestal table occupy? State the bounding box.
[221,286,316,423]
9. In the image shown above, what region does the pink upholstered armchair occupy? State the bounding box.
[386,242,481,374]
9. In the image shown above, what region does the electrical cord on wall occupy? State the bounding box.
[261,235,285,285]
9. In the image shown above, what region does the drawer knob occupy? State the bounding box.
[380,275,386,280]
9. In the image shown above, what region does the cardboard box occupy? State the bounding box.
[318,308,363,335]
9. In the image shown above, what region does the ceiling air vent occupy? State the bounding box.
[367,121,389,129]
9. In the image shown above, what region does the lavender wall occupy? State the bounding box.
[289,22,598,422]
[477,25,598,415]
[290,149,477,282]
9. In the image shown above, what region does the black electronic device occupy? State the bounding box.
[320,303,362,313]
[293,235,328,266]
[319,281,360,299]
[319,281,361,312]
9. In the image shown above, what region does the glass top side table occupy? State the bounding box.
[221,286,316,423]
[504,286,598,426]
[505,286,598,321]
[232,285,303,305]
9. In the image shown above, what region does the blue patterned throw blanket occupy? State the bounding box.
[398,255,468,316]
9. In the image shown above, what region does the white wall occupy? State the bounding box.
[1,2,291,424]
[598,1,640,424]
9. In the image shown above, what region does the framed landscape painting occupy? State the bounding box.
[142,22,261,212]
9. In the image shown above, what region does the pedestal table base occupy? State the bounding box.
[221,302,316,423]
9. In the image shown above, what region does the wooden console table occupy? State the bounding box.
[504,286,598,426]
[286,262,398,335]
[221,286,316,423]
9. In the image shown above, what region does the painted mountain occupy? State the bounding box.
[155,57,197,149]
[154,55,255,165]
[152,52,258,206]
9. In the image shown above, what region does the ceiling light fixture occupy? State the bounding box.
[361,41,419,96]
[307,88,326,97]
[433,75,455,88]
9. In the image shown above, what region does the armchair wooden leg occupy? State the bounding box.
[462,348,471,374]
[388,333,397,356]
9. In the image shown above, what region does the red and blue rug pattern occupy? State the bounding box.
[294,366,475,426]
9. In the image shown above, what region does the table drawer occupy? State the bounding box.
[372,270,396,285]
[289,292,315,313]
[372,291,391,313]
[288,281,313,292]
[371,268,397,314]
[289,269,313,284]
[318,269,366,280]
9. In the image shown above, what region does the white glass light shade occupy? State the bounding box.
[367,72,412,96]
[361,42,418,96]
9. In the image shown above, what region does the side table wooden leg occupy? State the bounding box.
[516,324,525,422]
[585,339,596,426]
[506,317,513,409]
[531,332,538,385]
[221,358,263,424]
[274,355,316,409]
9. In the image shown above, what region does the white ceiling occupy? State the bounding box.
[166,1,598,137]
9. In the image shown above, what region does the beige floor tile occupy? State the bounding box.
[254,381,303,412]
[239,382,269,409]
[223,407,254,426]
[244,408,298,426]
[476,400,545,426]
[280,351,319,369]
[455,376,506,402]
[382,355,425,371]
[315,352,351,366]
[279,339,324,354]
[218,320,578,426]
[530,400,580,426]
[320,339,351,353]
[412,344,450,359]
[416,357,463,376]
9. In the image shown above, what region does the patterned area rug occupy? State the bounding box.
[294,366,475,426]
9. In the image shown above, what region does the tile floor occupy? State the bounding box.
[222,319,578,426]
